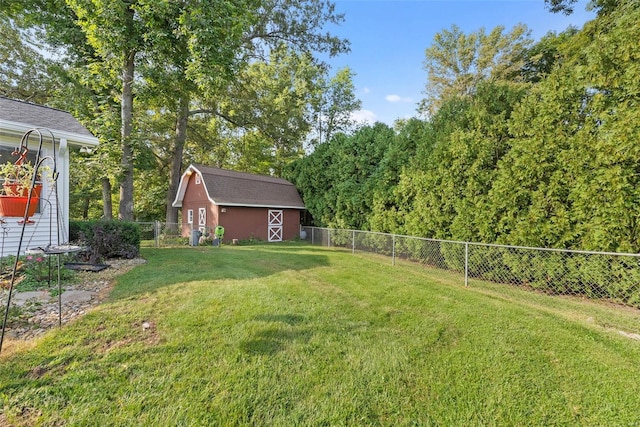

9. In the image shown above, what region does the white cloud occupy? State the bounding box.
[351,109,377,125]
[362,87,371,94]
[385,94,414,103]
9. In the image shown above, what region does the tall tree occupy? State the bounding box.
[6,0,348,222]
[420,24,532,115]
[368,118,425,233]
[485,0,640,251]
[138,0,349,224]
[544,0,618,15]
[0,16,55,103]
[286,123,394,229]
[310,67,361,147]
[56,0,146,220]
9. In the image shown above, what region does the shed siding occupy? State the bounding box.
[177,166,304,242]
[217,206,300,242]
[181,173,218,236]
[281,209,301,241]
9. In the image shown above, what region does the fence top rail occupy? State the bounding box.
[303,226,640,259]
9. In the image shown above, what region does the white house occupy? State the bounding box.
[0,96,99,255]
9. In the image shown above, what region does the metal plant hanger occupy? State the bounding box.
[0,128,61,355]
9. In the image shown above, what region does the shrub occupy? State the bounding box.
[70,220,140,262]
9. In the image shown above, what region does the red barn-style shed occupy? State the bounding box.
[172,164,306,243]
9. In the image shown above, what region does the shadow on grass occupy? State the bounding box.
[240,314,313,356]
[253,314,306,325]
[109,244,331,301]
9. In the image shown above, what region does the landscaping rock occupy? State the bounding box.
[1,258,146,342]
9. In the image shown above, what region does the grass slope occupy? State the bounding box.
[2,243,640,425]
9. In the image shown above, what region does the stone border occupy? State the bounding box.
[1,258,146,341]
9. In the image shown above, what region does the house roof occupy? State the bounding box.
[0,96,98,145]
[173,164,306,209]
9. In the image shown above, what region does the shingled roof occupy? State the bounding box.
[0,96,97,144]
[173,164,305,209]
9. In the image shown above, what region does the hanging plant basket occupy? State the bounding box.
[0,184,42,217]
[2,183,42,198]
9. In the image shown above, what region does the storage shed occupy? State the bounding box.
[172,164,306,243]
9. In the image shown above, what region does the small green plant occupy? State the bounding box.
[0,161,50,196]
[158,234,189,246]
[239,234,263,245]
[24,255,49,282]
[0,161,36,195]
[15,254,75,292]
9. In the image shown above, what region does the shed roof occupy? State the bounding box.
[173,164,305,209]
[0,96,98,145]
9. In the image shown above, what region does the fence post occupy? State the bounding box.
[392,235,396,266]
[154,221,160,248]
[464,242,469,287]
[328,229,331,248]
[352,230,356,254]
[311,227,315,245]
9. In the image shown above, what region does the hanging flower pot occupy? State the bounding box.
[2,183,42,198]
[0,158,44,218]
[0,185,42,217]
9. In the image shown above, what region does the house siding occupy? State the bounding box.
[0,136,60,254]
[1,98,99,256]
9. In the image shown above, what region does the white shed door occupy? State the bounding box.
[268,210,283,242]
[198,207,206,232]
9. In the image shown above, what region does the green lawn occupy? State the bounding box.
[2,243,640,425]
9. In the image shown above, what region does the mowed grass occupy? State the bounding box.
[2,243,640,426]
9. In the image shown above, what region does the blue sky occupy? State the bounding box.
[323,0,596,125]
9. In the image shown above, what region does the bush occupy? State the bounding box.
[70,220,140,262]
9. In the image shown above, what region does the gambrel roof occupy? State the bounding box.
[0,96,98,145]
[172,164,305,209]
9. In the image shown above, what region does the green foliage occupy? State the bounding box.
[4,0,352,223]
[485,0,640,252]
[400,80,528,241]
[0,15,57,103]
[421,23,532,115]
[520,27,579,83]
[544,0,618,16]
[310,67,362,147]
[15,254,75,292]
[369,118,424,233]
[70,220,140,262]
[286,123,395,229]
[292,1,639,256]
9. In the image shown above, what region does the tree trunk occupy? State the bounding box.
[165,93,190,226]
[82,195,90,220]
[102,177,113,219]
[119,48,135,220]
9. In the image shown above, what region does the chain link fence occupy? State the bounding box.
[137,221,188,248]
[302,226,640,309]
